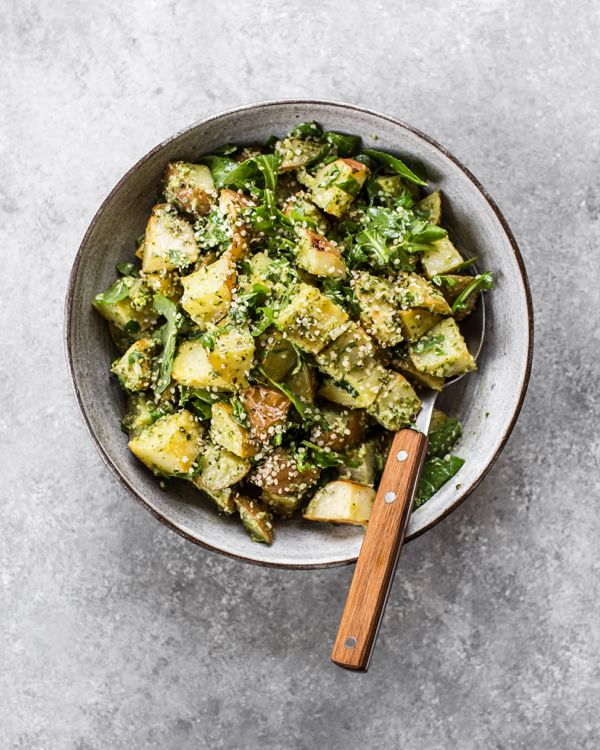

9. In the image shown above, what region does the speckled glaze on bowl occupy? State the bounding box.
[65,100,533,569]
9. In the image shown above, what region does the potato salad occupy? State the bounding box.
[93,121,492,544]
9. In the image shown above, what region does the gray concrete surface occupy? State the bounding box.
[1,1,599,748]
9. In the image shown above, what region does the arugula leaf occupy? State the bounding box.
[336,178,362,197]
[428,417,462,458]
[451,256,479,274]
[237,283,270,305]
[364,149,427,187]
[231,396,249,427]
[451,272,494,313]
[248,189,292,235]
[353,153,374,169]
[253,154,280,192]
[354,227,390,265]
[153,294,182,395]
[290,121,323,139]
[257,366,315,424]
[221,154,282,193]
[116,262,138,277]
[321,278,361,316]
[415,456,464,507]
[431,275,458,288]
[94,278,131,305]
[410,224,447,243]
[251,306,275,336]
[324,131,361,157]
[179,387,218,420]
[200,155,239,189]
[212,144,239,156]
[295,440,344,471]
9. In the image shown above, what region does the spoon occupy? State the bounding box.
[331,293,486,671]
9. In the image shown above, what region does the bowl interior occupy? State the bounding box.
[66,101,532,568]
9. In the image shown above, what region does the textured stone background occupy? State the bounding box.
[2,1,599,748]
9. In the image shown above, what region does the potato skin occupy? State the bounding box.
[249,449,320,497]
[241,386,291,443]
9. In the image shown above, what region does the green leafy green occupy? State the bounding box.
[179,387,219,420]
[336,178,362,197]
[200,155,239,188]
[252,154,280,192]
[410,223,447,243]
[451,272,494,313]
[250,306,275,336]
[415,456,464,507]
[295,440,343,471]
[431,275,458,288]
[324,131,361,157]
[451,257,479,274]
[321,279,361,316]
[428,417,462,458]
[153,294,182,395]
[411,334,445,355]
[364,149,427,187]
[94,278,131,305]
[231,396,249,427]
[257,366,315,424]
[248,189,292,235]
[220,154,282,193]
[116,262,138,277]
[289,121,323,139]
[212,144,238,156]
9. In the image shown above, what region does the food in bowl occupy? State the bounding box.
[92,120,493,544]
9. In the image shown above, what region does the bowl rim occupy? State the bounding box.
[64,98,534,569]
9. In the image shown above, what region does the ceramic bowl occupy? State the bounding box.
[65,100,533,568]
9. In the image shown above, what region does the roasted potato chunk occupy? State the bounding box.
[142,204,198,273]
[164,161,216,218]
[234,495,274,544]
[249,449,320,497]
[274,282,349,354]
[303,480,375,526]
[128,410,202,476]
[210,402,257,458]
[180,254,235,328]
[240,386,291,443]
[409,318,476,378]
[296,228,347,279]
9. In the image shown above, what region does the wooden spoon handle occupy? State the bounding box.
[331,428,429,671]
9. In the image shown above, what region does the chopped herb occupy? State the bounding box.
[412,334,446,355]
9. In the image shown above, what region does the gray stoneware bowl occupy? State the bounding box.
[65,100,533,568]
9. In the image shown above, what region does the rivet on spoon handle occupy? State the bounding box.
[331,428,429,672]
